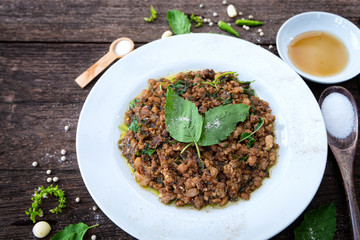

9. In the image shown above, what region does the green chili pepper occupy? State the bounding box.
[218,20,239,37]
[235,19,264,26]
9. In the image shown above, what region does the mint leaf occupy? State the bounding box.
[167,10,191,35]
[51,222,98,240]
[294,202,336,240]
[165,88,203,143]
[198,104,250,146]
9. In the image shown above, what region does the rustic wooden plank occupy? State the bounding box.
[1,0,359,43]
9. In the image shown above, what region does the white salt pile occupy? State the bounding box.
[115,40,133,56]
[321,92,355,139]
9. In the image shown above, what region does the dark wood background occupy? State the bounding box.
[1,0,359,239]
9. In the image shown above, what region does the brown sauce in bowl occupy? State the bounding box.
[288,31,348,77]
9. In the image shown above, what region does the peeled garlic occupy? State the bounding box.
[161,30,173,39]
[32,221,51,238]
[227,4,237,18]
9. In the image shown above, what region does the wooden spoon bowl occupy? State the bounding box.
[319,86,360,240]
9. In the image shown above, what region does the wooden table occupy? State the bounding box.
[1,0,359,239]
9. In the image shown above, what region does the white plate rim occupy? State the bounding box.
[76,33,328,240]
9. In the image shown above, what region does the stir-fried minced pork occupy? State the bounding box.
[119,69,278,209]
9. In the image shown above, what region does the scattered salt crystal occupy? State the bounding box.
[47,177,52,183]
[32,161,38,167]
[321,92,355,139]
[61,156,67,162]
[259,32,264,36]
[91,235,97,240]
[199,3,204,8]
[212,12,218,17]
[209,22,214,27]
[64,125,70,132]
[46,169,52,175]
[60,149,67,155]
[76,197,81,203]
[92,205,98,211]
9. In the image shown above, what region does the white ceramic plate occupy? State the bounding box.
[276,11,360,84]
[76,33,327,240]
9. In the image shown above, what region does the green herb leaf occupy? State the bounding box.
[129,98,139,109]
[129,117,139,133]
[190,14,203,28]
[165,88,203,143]
[25,185,66,223]
[169,80,190,95]
[144,5,157,22]
[141,144,156,156]
[294,202,336,240]
[51,222,99,240]
[198,104,250,146]
[166,10,191,35]
[239,117,264,142]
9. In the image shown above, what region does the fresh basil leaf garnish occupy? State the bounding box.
[198,104,250,146]
[294,202,336,240]
[166,10,191,35]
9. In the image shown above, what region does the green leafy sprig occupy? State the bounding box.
[239,117,264,147]
[25,185,67,223]
[51,222,98,240]
[202,71,237,90]
[144,5,157,22]
[190,14,203,28]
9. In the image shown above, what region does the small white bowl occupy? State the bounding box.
[276,11,360,84]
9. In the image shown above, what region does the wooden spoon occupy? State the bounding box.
[319,86,360,240]
[75,37,134,88]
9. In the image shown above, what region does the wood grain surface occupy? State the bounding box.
[1,0,360,239]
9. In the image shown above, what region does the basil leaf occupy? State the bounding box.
[166,10,191,35]
[165,88,203,143]
[51,222,98,240]
[198,104,250,146]
[294,202,336,240]
[129,117,139,133]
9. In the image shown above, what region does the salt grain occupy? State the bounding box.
[60,149,67,155]
[64,125,69,132]
[32,161,38,167]
[53,176,59,182]
[46,169,52,175]
[92,205,98,211]
[60,156,66,162]
[321,92,355,139]
[47,177,52,183]
[91,235,97,240]
[76,197,81,202]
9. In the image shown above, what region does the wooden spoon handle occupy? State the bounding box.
[343,178,360,240]
[75,51,118,88]
[337,160,360,240]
